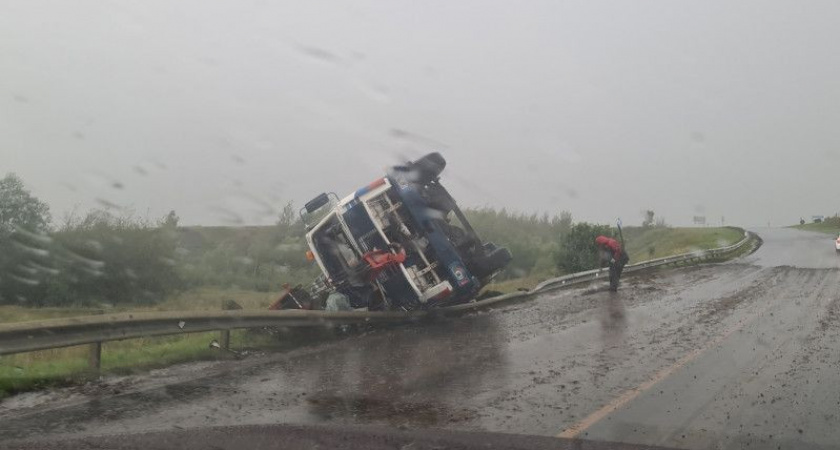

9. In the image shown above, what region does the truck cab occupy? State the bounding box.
[295,153,512,311]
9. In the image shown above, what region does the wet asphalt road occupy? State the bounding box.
[2,227,840,449]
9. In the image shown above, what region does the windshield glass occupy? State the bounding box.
[2,2,839,450]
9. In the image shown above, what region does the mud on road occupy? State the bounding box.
[2,228,840,450]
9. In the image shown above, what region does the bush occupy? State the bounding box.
[823,216,840,227]
[555,222,613,273]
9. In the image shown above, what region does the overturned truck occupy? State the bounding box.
[271,153,512,311]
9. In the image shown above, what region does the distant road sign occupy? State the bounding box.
[693,216,706,225]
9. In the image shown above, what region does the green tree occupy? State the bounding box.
[161,210,180,228]
[557,210,573,237]
[277,201,304,239]
[0,173,50,237]
[0,174,52,304]
[642,210,655,228]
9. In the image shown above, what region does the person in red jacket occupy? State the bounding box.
[595,235,630,291]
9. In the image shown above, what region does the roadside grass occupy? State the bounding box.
[482,272,558,294]
[622,227,743,262]
[791,222,840,235]
[142,287,278,311]
[0,306,101,323]
[0,286,288,399]
[0,329,279,399]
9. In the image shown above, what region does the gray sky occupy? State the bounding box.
[2,1,839,227]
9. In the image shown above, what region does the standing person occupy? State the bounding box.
[595,235,630,292]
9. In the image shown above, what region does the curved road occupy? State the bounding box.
[2,228,840,449]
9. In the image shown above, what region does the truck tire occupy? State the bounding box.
[411,152,446,183]
[485,246,513,273]
[471,245,513,281]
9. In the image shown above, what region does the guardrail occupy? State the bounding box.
[0,310,427,357]
[0,229,760,368]
[532,229,759,294]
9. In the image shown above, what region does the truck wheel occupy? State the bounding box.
[486,246,513,272]
[472,246,513,282]
[411,152,446,183]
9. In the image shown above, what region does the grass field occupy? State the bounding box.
[791,222,840,235]
[482,273,554,295]
[144,287,279,311]
[0,306,101,323]
[622,226,744,262]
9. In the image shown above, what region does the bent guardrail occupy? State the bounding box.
[0,229,760,368]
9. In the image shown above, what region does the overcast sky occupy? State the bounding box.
[2,1,839,227]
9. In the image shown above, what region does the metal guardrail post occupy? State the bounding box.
[219,329,231,351]
[88,308,104,371]
[220,299,242,350]
[88,341,102,371]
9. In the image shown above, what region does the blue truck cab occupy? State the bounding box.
[287,153,512,311]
